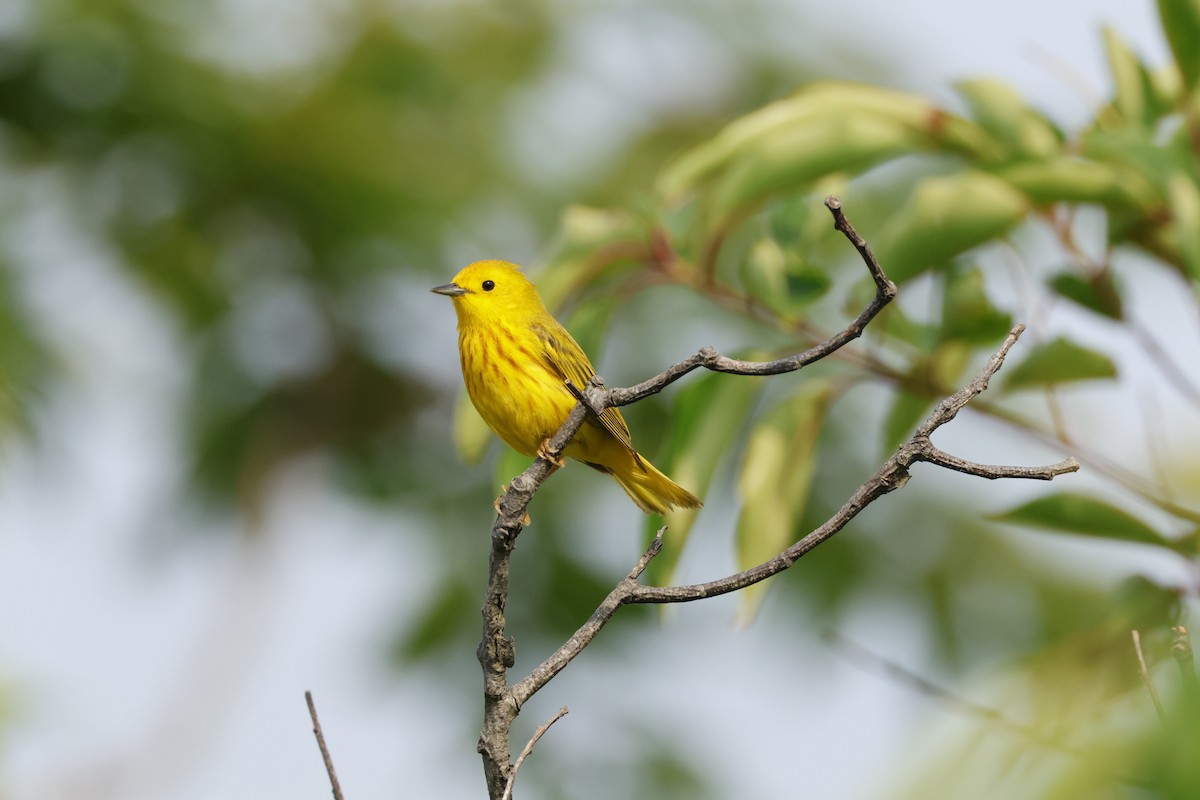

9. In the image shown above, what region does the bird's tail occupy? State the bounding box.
[612,457,703,515]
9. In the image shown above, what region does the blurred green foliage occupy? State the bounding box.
[2,0,1200,797]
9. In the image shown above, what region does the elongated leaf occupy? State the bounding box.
[876,171,1029,282]
[1167,172,1200,280]
[644,368,767,586]
[955,78,1060,158]
[991,492,1171,548]
[1157,0,1200,91]
[708,113,917,221]
[659,81,992,201]
[1002,337,1117,391]
[997,158,1158,212]
[734,381,833,623]
[1103,27,1147,128]
[1047,270,1124,320]
[741,239,831,316]
[942,265,1013,344]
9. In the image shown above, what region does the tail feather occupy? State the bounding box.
[611,458,702,515]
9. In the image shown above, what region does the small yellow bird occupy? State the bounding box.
[432,260,701,515]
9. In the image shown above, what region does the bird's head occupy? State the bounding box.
[431,260,545,327]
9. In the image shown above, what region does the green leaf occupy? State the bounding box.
[1002,336,1117,391]
[941,265,1013,344]
[658,82,936,201]
[1081,129,1178,198]
[537,205,649,307]
[991,492,1171,548]
[997,158,1159,212]
[644,367,767,586]
[955,78,1060,158]
[876,170,1029,282]
[740,239,831,316]
[786,265,833,305]
[1167,172,1200,280]
[659,81,1000,221]
[734,381,834,623]
[1047,271,1124,320]
[1103,27,1148,128]
[1157,0,1200,91]
[708,112,916,222]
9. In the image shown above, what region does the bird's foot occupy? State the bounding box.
[494,487,532,527]
[537,439,566,471]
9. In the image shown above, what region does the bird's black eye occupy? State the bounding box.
[482,279,495,292]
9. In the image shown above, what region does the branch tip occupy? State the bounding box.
[305,691,345,800]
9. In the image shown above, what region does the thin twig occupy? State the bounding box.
[1131,630,1167,724]
[501,706,569,800]
[305,691,345,800]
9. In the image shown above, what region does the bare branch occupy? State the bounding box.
[629,527,667,580]
[917,323,1024,436]
[511,324,1079,707]
[305,691,345,800]
[922,446,1080,481]
[607,197,897,407]
[1132,630,1167,723]
[502,707,569,800]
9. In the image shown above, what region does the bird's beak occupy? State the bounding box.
[431,282,468,297]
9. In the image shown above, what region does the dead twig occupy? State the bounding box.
[501,706,569,800]
[305,691,345,800]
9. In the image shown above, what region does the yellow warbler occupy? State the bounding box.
[432,260,701,515]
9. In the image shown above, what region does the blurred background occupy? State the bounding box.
[1,0,1197,798]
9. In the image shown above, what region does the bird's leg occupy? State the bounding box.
[537,439,567,472]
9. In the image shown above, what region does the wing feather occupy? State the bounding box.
[531,321,638,456]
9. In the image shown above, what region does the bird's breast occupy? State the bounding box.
[458,323,574,457]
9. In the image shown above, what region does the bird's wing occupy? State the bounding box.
[531,320,638,456]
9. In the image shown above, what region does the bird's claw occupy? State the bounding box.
[538,440,566,470]
[494,487,532,527]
